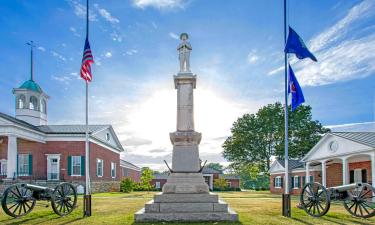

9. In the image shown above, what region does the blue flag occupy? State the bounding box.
[288,65,305,111]
[284,26,317,62]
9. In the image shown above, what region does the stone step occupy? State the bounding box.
[153,192,219,203]
[135,207,239,222]
[145,200,228,213]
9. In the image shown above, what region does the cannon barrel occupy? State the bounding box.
[22,183,53,192]
[328,183,362,192]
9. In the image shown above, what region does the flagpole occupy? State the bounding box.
[282,0,291,217]
[83,0,92,217]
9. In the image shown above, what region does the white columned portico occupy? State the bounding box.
[371,153,375,188]
[342,157,349,185]
[6,135,17,179]
[305,162,310,183]
[321,160,327,187]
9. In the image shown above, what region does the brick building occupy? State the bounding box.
[151,167,240,190]
[0,59,139,192]
[269,132,375,195]
[120,159,141,182]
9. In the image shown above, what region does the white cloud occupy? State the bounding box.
[132,0,186,10]
[104,52,112,58]
[267,0,375,86]
[37,46,46,52]
[52,75,72,83]
[125,49,138,56]
[51,51,66,61]
[247,50,259,64]
[94,4,120,24]
[66,0,97,21]
[69,26,81,37]
[169,32,179,40]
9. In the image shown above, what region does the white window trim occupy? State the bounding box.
[111,162,116,178]
[275,176,282,189]
[71,156,82,177]
[97,159,103,177]
[0,159,7,176]
[155,182,161,189]
[293,176,299,189]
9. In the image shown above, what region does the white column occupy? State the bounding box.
[371,153,375,188]
[321,160,327,187]
[6,135,17,179]
[342,157,348,185]
[305,162,310,183]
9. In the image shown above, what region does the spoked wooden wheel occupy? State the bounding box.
[300,182,330,217]
[343,183,375,218]
[51,182,77,216]
[1,184,36,218]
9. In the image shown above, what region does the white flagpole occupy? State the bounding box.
[283,0,291,217]
[84,0,91,217]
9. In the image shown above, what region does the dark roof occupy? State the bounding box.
[19,79,43,93]
[202,167,222,174]
[120,160,141,171]
[332,132,375,148]
[0,112,42,132]
[38,125,108,134]
[219,174,240,179]
[154,173,169,179]
[277,159,304,170]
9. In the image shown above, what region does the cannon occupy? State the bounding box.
[300,182,375,218]
[1,182,77,218]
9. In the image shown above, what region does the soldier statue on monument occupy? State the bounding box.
[177,33,192,73]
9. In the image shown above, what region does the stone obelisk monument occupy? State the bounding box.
[135,33,238,222]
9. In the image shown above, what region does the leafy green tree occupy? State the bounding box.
[138,167,154,191]
[206,163,224,173]
[214,178,228,191]
[223,102,329,173]
[120,178,135,193]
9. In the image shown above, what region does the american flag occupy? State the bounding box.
[80,37,94,82]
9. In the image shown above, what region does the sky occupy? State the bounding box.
[0,0,374,170]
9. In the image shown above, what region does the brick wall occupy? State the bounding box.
[348,161,371,184]
[270,171,321,195]
[150,178,167,189]
[226,179,240,188]
[120,167,141,182]
[0,136,8,159]
[2,139,121,183]
[326,163,342,188]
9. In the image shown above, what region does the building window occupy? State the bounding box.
[72,156,82,176]
[226,181,232,188]
[17,95,26,109]
[155,182,161,189]
[122,168,129,177]
[29,96,38,110]
[275,176,282,188]
[293,176,300,189]
[106,133,110,142]
[97,159,103,177]
[111,162,116,178]
[41,99,47,113]
[0,160,7,176]
[18,154,30,176]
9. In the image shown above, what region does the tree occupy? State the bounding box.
[120,178,135,193]
[223,102,329,173]
[214,178,228,191]
[206,163,224,173]
[139,167,154,190]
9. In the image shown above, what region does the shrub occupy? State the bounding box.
[120,178,134,193]
[214,178,228,191]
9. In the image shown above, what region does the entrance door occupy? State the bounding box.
[47,156,60,180]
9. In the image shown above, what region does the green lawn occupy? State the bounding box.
[0,191,375,225]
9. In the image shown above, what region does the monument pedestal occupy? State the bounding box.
[135,35,238,222]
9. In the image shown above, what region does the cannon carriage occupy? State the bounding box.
[1,182,77,218]
[300,182,375,218]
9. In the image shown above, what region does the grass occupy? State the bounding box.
[0,191,375,225]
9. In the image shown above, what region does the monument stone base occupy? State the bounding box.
[135,173,238,222]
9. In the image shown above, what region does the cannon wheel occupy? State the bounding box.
[343,183,375,218]
[1,184,36,218]
[300,182,330,217]
[51,182,77,216]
